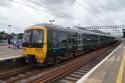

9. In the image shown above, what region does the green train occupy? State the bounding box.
[22,23,116,65]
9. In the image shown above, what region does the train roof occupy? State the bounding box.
[33,23,114,37]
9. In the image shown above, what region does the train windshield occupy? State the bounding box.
[32,30,43,43]
[23,29,44,48]
[23,30,32,43]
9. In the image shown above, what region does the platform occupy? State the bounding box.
[77,41,125,83]
[0,45,23,61]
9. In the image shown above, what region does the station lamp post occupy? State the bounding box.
[49,20,55,24]
[7,24,12,44]
[8,24,12,34]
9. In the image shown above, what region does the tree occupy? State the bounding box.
[17,33,24,39]
[0,31,6,40]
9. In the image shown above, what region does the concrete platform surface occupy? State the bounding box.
[77,41,125,83]
[0,45,23,61]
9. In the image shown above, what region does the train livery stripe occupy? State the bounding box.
[116,50,125,83]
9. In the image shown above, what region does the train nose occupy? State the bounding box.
[23,48,45,63]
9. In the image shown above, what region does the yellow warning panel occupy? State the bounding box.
[116,50,125,83]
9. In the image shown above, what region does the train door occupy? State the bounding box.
[83,34,88,52]
[58,32,67,56]
[97,35,100,47]
[78,33,83,52]
[52,31,56,53]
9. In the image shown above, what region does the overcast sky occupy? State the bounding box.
[0,0,124,35]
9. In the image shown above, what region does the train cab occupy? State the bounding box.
[22,26,47,63]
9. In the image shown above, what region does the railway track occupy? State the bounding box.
[54,49,111,83]
[0,42,120,83]
[0,65,33,83]
[0,59,71,83]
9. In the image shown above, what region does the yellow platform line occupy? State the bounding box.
[116,50,125,83]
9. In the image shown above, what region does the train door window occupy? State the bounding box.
[78,34,80,44]
[76,34,78,44]
[80,35,81,44]
[59,33,67,48]
[79,34,81,44]
[81,34,83,44]
[52,31,56,48]
[68,34,72,44]
[78,35,79,44]
[81,34,84,44]
[80,34,82,44]
[72,33,78,44]
[83,34,86,43]
[72,34,75,44]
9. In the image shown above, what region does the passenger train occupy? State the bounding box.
[22,23,116,65]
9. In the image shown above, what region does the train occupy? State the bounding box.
[22,23,117,65]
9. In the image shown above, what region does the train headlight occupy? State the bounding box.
[37,59,44,63]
